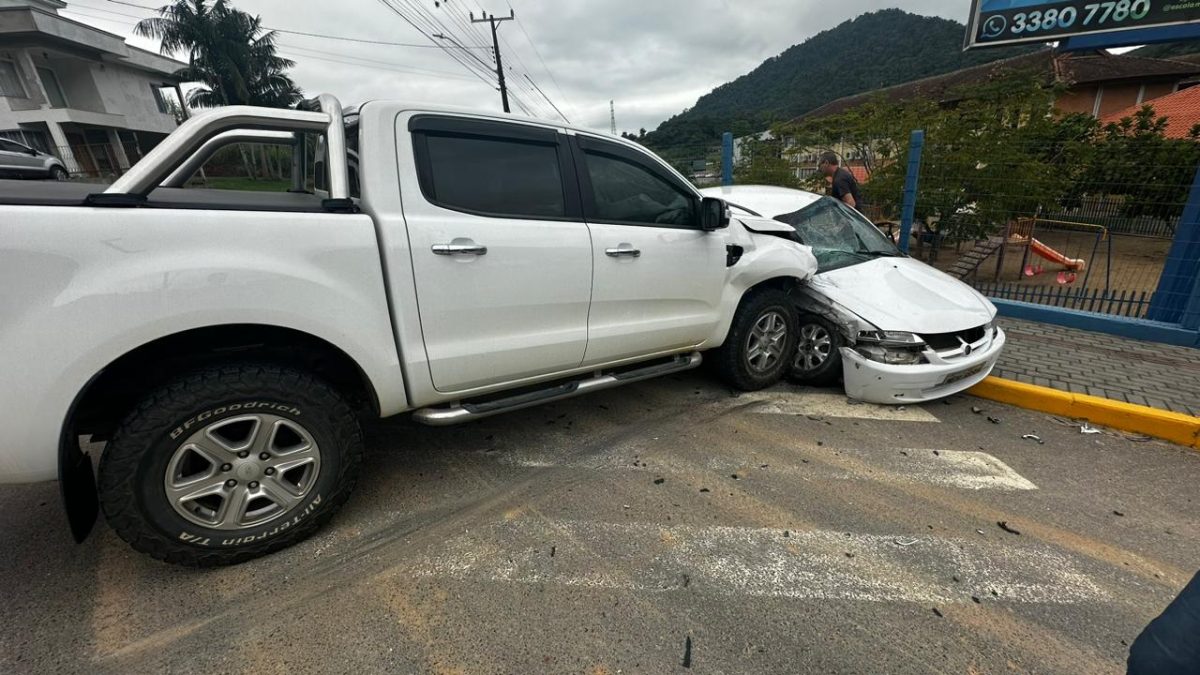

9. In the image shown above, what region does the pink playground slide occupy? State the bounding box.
[1029,238,1086,272]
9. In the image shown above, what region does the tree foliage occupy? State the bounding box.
[137,0,302,108]
[734,136,798,188]
[778,74,1199,242]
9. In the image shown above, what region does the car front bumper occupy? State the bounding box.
[841,328,1006,405]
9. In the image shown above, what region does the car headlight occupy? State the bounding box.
[854,331,926,365]
[857,331,926,348]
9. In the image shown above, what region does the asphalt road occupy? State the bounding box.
[1,373,1197,674]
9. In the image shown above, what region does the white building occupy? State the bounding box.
[0,0,182,176]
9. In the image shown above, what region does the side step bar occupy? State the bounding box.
[413,352,703,426]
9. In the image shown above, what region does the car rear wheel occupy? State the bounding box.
[98,363,363,566]
[713,288,798,391]
[49,166,69,181]
[788,315,843,386]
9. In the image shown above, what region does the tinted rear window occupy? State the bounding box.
[422,134,566,219]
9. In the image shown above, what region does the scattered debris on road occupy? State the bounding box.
[972,406,983,414]
[932,607,944,618]
[997,521,1022,535]
[654,478,665,485]
[682,635,693,669]
[1113,510,1126,517]
[1080,424,1102,435]
[987,416,1002,424]
[1022,434,1044,444]
[894,538,919,547]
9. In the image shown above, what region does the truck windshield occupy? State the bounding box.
[774,197,902,272]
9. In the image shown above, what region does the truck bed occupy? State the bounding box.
[0,179,328,213]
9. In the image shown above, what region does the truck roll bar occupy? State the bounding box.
[92,94,350,210]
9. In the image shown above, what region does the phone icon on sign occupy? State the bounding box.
[981,15,1007,38]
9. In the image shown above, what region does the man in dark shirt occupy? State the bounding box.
[818,152,863,211]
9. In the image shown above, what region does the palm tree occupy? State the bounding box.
[136,0,302,109]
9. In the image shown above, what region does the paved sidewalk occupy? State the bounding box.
[994,317,1200,417]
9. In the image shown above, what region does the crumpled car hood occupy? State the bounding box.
[810,257,995,334]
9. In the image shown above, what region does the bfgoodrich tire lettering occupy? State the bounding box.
[98,364,363,566]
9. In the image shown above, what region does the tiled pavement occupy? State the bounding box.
[994,317,1200,417]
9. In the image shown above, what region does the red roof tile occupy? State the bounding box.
[1100,86,1200,139]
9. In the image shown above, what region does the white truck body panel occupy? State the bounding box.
[0,206,405,483]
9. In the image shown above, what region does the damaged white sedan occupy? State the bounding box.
[702,186,1006,405]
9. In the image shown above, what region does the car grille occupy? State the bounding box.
[920,326,987,352]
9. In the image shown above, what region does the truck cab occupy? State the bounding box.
[0,95,817,565]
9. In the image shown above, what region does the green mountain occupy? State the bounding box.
[643,9,1035,151]
[1129,42,1200,60]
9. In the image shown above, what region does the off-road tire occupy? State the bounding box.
[713,288,798,391]
[98,363,363,567]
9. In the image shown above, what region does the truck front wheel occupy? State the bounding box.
[713,288,798,391]
[97,363,363,566]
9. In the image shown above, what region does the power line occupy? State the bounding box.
[427,1,555,118]
[523,73,568,122]
[373,0,512,102]
[93,0,545,116]
[102,0,484,48]
[276,43,484,82]
[506,1,575,119]
[375,0,547,118]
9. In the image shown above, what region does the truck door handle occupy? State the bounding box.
[605,246,641,258]
[432,242,488,256]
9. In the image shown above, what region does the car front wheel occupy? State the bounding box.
[98,363,363,566]
[789,315,843,386]
[49,166,69,181]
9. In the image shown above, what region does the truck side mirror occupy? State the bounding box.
[700,197,730,232]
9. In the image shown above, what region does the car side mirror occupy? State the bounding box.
[28,148,39,156]
[700,197,730,231]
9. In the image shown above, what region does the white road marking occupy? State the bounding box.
[739,392,941,423]
[411,520,1104,605]
[490,448,1037,492]
[708,449,1038,491]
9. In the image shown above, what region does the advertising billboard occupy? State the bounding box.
[965,0,1200,49]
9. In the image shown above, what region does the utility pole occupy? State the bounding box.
[610,100,616,135]
[471,10,515,113]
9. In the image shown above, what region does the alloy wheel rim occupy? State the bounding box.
[745,310,788,374]
[795,323,833,372]
[163,414,321,531]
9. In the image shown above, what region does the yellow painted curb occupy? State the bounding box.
[968,377,1200,450]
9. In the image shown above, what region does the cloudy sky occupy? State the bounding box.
[60,0,973,134]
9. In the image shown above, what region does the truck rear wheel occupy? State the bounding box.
[713,288,798,391]
[98,363,363,566]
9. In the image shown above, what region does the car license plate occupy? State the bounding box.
[941,364,985,386]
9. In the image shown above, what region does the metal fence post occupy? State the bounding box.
[721,132,733,187]
[1147,163,1200,326]
[897,130,925,254]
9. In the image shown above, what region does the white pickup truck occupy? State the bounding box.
[0,95,817,566]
